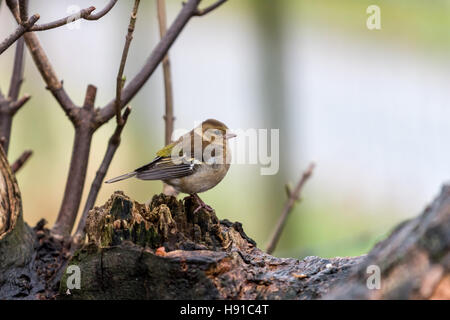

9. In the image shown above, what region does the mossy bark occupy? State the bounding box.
[59,187,450,300]
[59,192,362,299]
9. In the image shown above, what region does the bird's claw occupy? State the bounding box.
[190,194,214,213]
[193,202,214,214]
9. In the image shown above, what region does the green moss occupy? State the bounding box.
[130,222,160,247]
[110,197,133,221]
[100,224,114,247]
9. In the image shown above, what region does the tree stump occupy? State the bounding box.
[59,192,363,299]
[59,186,450,300]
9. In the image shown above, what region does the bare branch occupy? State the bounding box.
[18,0,28,22]
[6,2,77,121]
[10,149,32,173]
[0,1,31,155]
[73,107,132,245]
[194,0,227,16]
[266,163,315,254]
[0,96,12,152]
[6,0,20,20]
[157,0,175,145]
[8,37,25,100]
[85,0,118,20]
[30,7,96,31]
[28,0,118,31]
[0,14,39,55]
[51,85,97,237]
[98,0,203,124]
[10,94,30,114]
[82,85,96,111]
[157,0,178,197]
[116,0,140,125]
[24,33,76,121]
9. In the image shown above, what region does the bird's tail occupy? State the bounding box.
[105,171,136,184]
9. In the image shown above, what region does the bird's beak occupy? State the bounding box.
[224,132,237,140]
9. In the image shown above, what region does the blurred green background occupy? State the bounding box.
[1,0,449,258]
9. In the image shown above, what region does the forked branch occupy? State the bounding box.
[0,35,30,154]
[30,0,118,31]
[266,163,315,254]
[73,107,132,245]
[30,7,96,31]
[0,14,39,55]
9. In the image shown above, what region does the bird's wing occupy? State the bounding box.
[156,141,178,157]
[134,156,197,181]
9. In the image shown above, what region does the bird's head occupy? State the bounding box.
[196,119,237,143]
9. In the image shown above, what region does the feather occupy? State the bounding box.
[135,156,196,181]
[105,171,136,184]
[156,142,177,157]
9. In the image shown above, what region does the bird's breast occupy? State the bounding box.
[165,162,230,194]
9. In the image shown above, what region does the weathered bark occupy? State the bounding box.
[0,146,67,299]
[0,145,35,298]
[58,192,362,299]
[58,187,449,300]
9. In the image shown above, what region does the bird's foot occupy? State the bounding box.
[193,202,214,214]
[191,194,214,213]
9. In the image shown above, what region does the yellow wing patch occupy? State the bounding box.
[156,142,176,157]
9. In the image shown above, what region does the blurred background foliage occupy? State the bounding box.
[1,0,449,258]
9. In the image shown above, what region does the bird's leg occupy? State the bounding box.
[192,193,214,213]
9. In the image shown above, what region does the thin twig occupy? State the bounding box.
[116,0,140,125]
[18,0,28,22]
[0,14,39,55]
[157,0,178,196]
[266,163,315,254]
[11,149,32,173]
[157,0,175,145]
[85,0,118,20]
[30,7,95,31]
[29,0,118,31]
[0,2,31,154]
[19,31,76,121]
[194,0,227,16]
[8,37,26,100]
[10,94,30,114]
[73,107,132,245]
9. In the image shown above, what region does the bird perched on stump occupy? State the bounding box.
[105,119,237,213]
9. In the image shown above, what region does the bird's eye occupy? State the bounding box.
[214,129,221,135]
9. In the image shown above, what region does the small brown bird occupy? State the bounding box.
[105,119,236,212]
